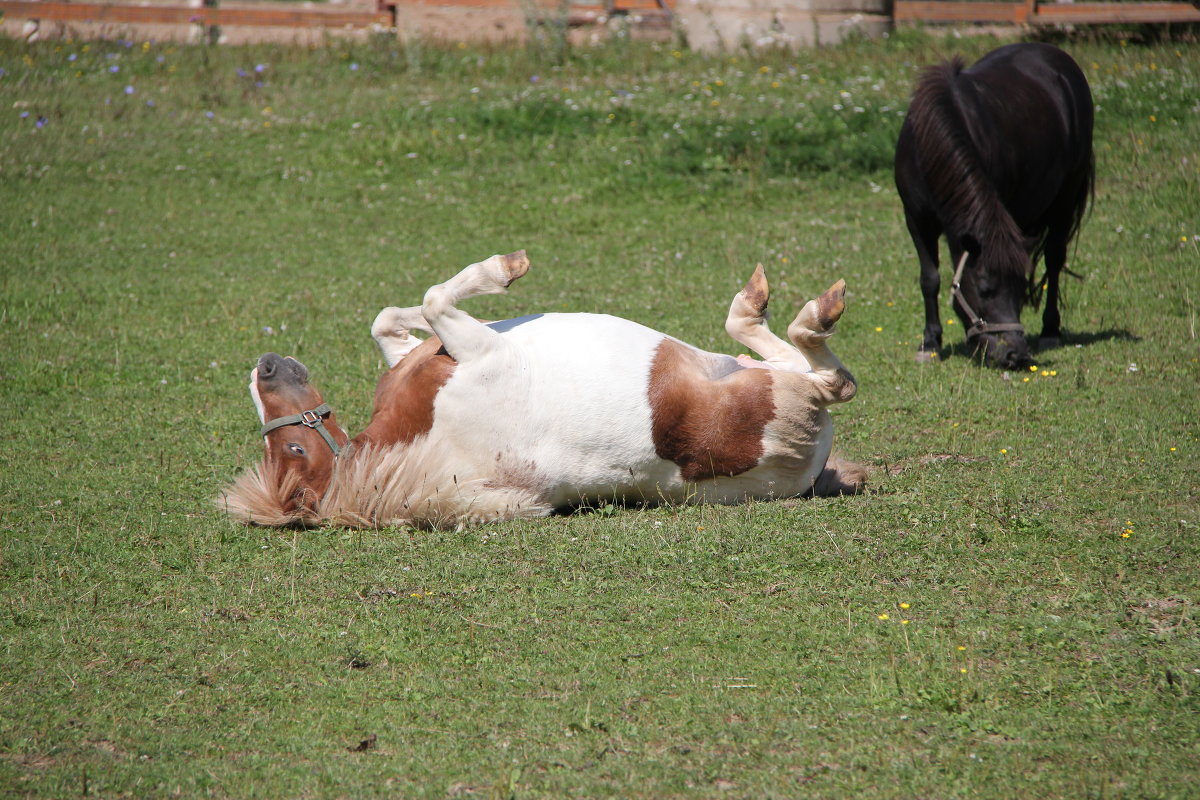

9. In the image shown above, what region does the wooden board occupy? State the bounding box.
[0,0,392,28]
[894,0,1200,26]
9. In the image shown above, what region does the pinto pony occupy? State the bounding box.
[220,252,866,528]
[895,42,1094,368]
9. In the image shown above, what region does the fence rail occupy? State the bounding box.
[894,0,1200,25]
[0,0,391,28]
[3,0,1198,34]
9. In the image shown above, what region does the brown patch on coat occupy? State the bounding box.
[648,339,775,482]
[356,336,456,447]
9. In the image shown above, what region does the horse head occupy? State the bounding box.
[952,243,1033,370]
[249,353,351,518]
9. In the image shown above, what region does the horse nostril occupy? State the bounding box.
[258,353,284,379]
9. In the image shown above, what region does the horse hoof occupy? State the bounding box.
[915,350,940,364]
[1038,336,1062,351]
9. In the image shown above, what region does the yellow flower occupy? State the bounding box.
[759,66,770,73]
[875,326,883,333]
[946,319,955,325]
[1041,370,1050,376]
[1000,449,1008,455]
[1169,447,1177,452]
[771,81,781,89]
[1121,532,1131,539]
[957,646,966,651]
[878,613,889,621]
[711,100,720,107]
[901,619,910,625]
[1150,115,1157,122]
[1023,377,1030,383]
[960,668,968,673]
[1050,371,1057,377]
[1029,365,1038,372]
[899,603,910,609]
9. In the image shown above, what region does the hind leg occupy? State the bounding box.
[786,280,857,405]
[724,264,812,372]
[422,250,530,362]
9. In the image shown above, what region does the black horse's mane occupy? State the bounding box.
[906,57,1033,289]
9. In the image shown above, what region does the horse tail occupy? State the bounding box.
[907,58,1030,284]
[810,453,868,497]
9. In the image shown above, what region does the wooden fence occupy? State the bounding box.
[2,0,1198,34]
[893,0,1200,26]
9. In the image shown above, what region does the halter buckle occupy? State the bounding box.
[301,409,323,427]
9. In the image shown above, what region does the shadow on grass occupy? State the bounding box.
[927,327,1140,366]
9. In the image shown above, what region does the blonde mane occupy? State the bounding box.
[217,440,552,529]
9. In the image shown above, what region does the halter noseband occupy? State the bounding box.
[260,403,345,456]
[950,251,1026,339]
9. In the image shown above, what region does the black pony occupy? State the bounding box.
[895,42,1094,368]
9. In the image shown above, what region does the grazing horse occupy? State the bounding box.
[220,251,866,528]
[894,42,1094,368]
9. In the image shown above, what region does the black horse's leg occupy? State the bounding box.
[908,217,943,361]
[1039,234,1067,350]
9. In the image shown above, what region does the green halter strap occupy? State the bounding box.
[259,403,344,456]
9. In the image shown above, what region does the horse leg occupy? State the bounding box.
[724,264,812,372]
[371,306,433,368]
[909,218,943,362]
[1038,234,1067,350]
[785,280,857,406]
[421,250,530,362]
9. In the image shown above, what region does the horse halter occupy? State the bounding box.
[950,251,1026,339]
[259,403,345,456]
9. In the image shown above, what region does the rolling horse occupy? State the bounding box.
[220,251,866,528]
[895,42,1095,368]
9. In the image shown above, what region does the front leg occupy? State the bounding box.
[909,219,943,362]
[1038,235,1067,350]
[422,251,530,363]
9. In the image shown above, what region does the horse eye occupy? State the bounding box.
[287,443,306,456]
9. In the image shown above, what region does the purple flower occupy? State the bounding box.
[146,99,156,107]
[109,65,120,73]
[125,85,135,95]
[20,111,29,119]
[36,117,47,128]
[68,53,77,62]
[350,63,359,71]
[254,64,265,73]
[237,68,247,78]
[205,110,215,119]
[530,75,539,83]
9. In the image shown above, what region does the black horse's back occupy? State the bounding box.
[895,42,1094,368]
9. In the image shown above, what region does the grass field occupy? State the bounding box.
[1,27,1198,799]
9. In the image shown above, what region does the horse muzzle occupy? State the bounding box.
[257,353,309,385]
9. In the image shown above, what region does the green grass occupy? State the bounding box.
[2,29,1199,798]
